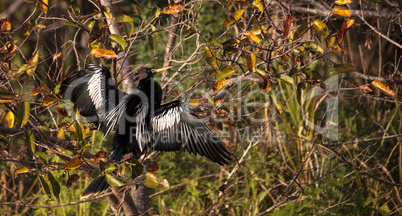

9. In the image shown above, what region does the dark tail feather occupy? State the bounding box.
[81,148,124,199]
[81,176,109,199]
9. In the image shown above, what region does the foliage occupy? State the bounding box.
[0,0,401,215]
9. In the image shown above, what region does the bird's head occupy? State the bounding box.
[134,67,171,88]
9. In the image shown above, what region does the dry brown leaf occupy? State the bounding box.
[283,15,293,38]
[31,86,49,96]
[222,17,235,29]
[0,18,11,32]
[259,74,271,93]
[213,80,227,92]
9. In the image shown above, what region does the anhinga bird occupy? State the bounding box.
[62,64,231,198]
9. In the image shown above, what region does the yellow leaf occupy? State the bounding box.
[42,95,58,106]
[205,47,219,68]
[31,86,49,96]
[371,80,395,97]
[335,0,351,5]
[333,5,351,17]
[337,18,355,43]
[244,31,260,44]
[89,48,117,59]
[246,53,256,72]
[52,52,61,62]
[26,51,39,76]
[332,44,346,54]
[252,0,264,13]
[5,111,14,128]
[57,128,65,139]
[326,36,336,48]
[359,86,373,94]
[222,17,235,29]
[217,65,235,80]
[189,99,199,107]
[312,20,329,36]
[162,2,185,14]
[234,10,244,21]
[34,23,46,29]
[14,167,29,176]
[213,80,227,92]
[64,156,83,170]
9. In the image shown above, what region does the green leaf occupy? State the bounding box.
[205,46,219,68]
[91,170,103,179]
[69,5,80,18]
[53,82,61,94]
[47,172,60,199]
[312,20,329,36]
[217,65,235,80]
[87,20,96,32]
[110,34,127,51]
[269,92,283,114]
[24,130,35,154]
[39,175,51,198]
[151,6,161,18]
[131,159,144,179]
[105,174,126,187]
[104,163,116,174]
[329,64,357,76]
[304,42,324,54]
[101,6,112,19]
[99,160,106,172]
[142,172,159,188]
[35,152,47,164]
[115,14,134,23]
[64,21,78,28]
[148,25,158,54]
[15,102,30,129]
[279,75,293,85]
[209,37,222,48]
[115,15,134,36]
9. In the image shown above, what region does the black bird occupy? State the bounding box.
[61,64,231,198]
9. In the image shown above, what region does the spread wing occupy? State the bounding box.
[151,101,231,165]
[61,64,124,135]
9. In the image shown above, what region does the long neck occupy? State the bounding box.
[139,78,162,108]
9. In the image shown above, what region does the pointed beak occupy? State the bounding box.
[154,66,172,74]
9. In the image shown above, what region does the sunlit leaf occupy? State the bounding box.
[47,172,60,199]
[335,0,351,5]
[270,93,283,114]
[39,0,48,15]
[64,156,83,170]
[42,95,58,106]
[189,99,199,107]
[332,44,346,54]
[205,46,219,68]
[371,80,395,96]
[39,175,51,198]
[110,34,127,51]
[329,64,356,76]
[312,20,329,36]
[217,65,234,80]
[162,2,185,14]
[142,172,159,189]
[252,0,264,13]
[66,174,80,189]
[5,111,14,128]
[26,51,39,76]
[15,102,30,129]
[104,163,116,174]
[326,36,336,48]
[148,25,158,54]
[69,4,81,17]
[244,31,260,43]
[89,48,117,59]
[0,18,11,32]
[222,17,235,29]
[14,167,29,177]
[101,6,112,19]
[246,53,256,72]
[105,174,126,187]
[151,6,161,18]
[52,52,61,62]
[57,128,65,139]
[304,42,323,54]
[283,15,293,38]
[234,9,245,21]
[213,80,227,92]
[359,86,373,94]
[333,5,351,17]
[259,74,271,93]
[279,75,293,85]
